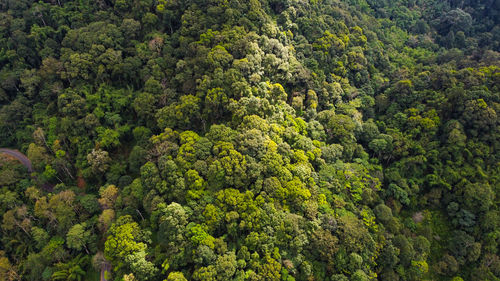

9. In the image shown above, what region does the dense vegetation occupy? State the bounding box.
[1,0,499,280]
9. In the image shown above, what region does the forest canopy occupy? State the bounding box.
[0,0,499,281]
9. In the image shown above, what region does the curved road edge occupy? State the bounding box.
[0,148,33,173]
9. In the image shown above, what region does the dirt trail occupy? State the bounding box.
[101,261,111,281]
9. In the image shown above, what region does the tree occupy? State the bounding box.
[435,254,458,276]
[166,272,188,281]
[351,270,369,281]
[97,127,121,148]
[31,226,50,249]
[374,203,393,223]
[2,206,32,236]
[99,185,119,209]
[208,146,248,189]
[0,251,18,281]
[28,139,50,162]
[125,250,158,280]
[105,216,147,261]
[140,162,163,194]
[98,209,115,233]
[448,231,481,264]
[394,235,415,266]
[80,195,100,215]
[379,243,400,269]
[157,202,189,249]
[461,182,494,213]
[461,99,497,137]
[348,253,363,272]
[67,223,92,254]
[310,229,339,263]
[325,114,356,144]
[258,254,282,281]
[105,215,154,278]
[87,149,111,174]
[438,9,472,35]
[133,92,157,120]
[413,236,430,260]
[129,146,148,173]
[156,95,201,130]
[204,87,229,122]
[215,252,237,280]
[34,191,77,233]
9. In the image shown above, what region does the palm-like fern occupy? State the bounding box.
[51,255,88,281]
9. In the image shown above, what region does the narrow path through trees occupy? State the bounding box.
[100,261,111,281]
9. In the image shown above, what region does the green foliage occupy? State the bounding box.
[66,223,92,253]
[0,0,499,280]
